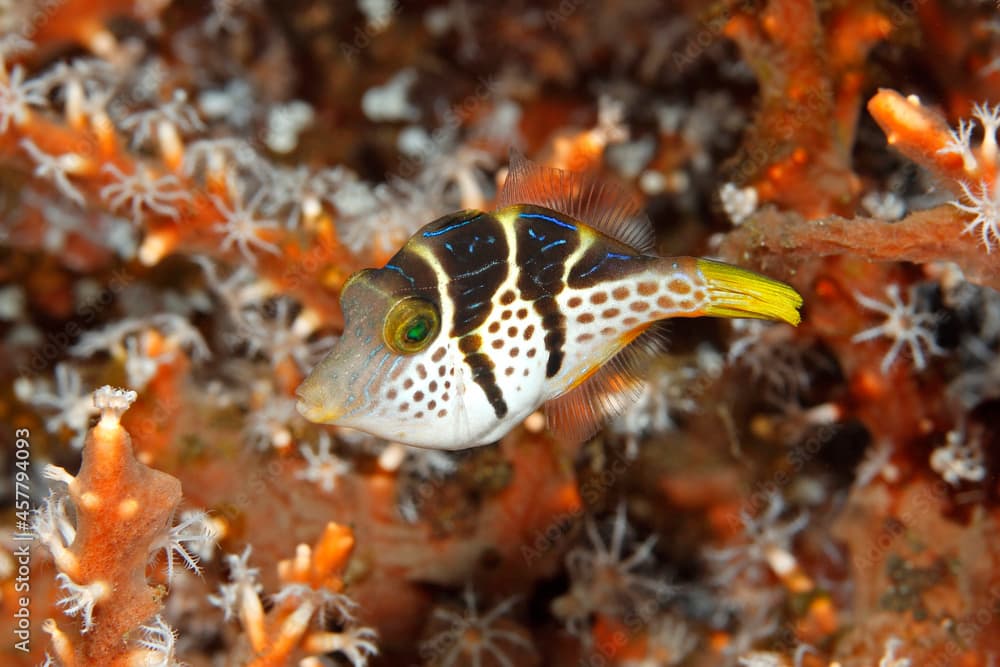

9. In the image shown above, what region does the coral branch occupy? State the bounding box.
[722,0,879,217]
[34,386,185,666]
[870,89,1000,252]
[212,523,378,666]
[867,89,980,191]
[719,206,1000,290]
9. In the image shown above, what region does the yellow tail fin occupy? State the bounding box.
[696,259,803,326]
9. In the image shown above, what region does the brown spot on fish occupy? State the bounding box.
[459,335,481,353]
[612,286,629,300]
[637,282,657,296]
[668,278,692,295]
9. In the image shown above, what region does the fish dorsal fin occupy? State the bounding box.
[498,149,656,254]
[544,323,670,443]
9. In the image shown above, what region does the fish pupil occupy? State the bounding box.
[405,317,429,342]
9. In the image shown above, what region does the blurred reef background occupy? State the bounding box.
[1,0,1000,665]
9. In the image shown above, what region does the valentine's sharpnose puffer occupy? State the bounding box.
[296,153,802,449]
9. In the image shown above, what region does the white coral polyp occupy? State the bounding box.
[93,385,138,425]
[951,178,1000,253]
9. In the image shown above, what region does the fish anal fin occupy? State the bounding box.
[544,323,669,443]
[498,149,655,254]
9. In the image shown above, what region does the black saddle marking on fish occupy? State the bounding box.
[420,210,511,419]
[424,210,510,338]
[513,205,580,378]
[458,333,508,419]
[567,242,647,289]
[383,235,441,298]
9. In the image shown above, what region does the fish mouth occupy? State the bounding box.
[295,396,342,424]
[295,379,344,424]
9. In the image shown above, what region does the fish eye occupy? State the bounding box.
[384,297,440,354]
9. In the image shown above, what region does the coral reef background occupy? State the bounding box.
[1,0,999,665]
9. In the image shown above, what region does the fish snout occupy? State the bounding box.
[295,372,343,424]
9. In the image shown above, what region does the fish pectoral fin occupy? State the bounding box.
[696,259,804,326]
[498,149,656,253]
[544,324,669,443]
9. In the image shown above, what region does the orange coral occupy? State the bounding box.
[719,89,1000,291]
[868,89,994,191]
[37,386,183,666]
[722,0,876,218]
[0,73,356,330]
[5,2,1000,666]
[216,522,378,667]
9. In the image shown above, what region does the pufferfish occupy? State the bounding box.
[296,153,802,449]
